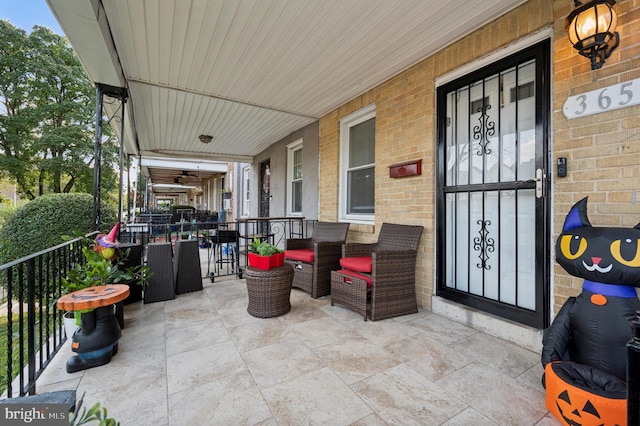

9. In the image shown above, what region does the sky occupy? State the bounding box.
[0,0,63,35]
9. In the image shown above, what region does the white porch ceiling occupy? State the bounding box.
[47,0,526,181]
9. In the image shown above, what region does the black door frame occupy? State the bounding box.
[435,39,551,329]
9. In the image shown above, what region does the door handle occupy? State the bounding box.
[535,168,543,199]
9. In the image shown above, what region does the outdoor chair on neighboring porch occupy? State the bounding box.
[331,223,423,321]
[284,221,350,298]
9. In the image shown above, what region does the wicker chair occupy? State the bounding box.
[331,223,423,321]
[284,221,350,298]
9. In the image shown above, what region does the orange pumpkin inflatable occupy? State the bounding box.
[542,198,640,426]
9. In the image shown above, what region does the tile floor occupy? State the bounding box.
[36,273,561,425]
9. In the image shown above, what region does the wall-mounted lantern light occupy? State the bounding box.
[565,0,620,70]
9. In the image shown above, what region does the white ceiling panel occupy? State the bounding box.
[48,0,527,181]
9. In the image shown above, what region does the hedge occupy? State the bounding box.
[0,193,117,265]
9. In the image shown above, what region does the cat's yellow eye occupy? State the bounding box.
[610,239,640,267]
[559,235,587,260]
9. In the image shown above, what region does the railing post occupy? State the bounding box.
[628,311,640,425]
[27,258,36,396]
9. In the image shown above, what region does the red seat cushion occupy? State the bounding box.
[284,248,315,263]
[336,269,372,287]
[339,256,372,273]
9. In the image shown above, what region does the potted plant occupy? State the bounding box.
[59,233,152,372]
[62,235,152,338]
[247,237,285,270]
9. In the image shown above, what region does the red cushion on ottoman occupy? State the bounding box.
[285,248,315,262]
[339,256,372,273]
[336,269,372,287]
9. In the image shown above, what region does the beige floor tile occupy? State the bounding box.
[79,374,168,426]
[216,304,263,328]
[166,340,245,395]
[403,312,479,345]
[228,318,295,353]
[164,305,218,332]
[277,299,333,325]
[449,333,540,378]
[385,333,474,381]
[243,339,325,389]
[32,274,555,425]
[262,367,372,425]
[436,362,548,426]
[349,317,421,347]
[314,338,402,385]
[442,407,498,425]
[165,317,231,356]
[348,413,390,426]
[318,302,366,325]
[34,377,82,396]
[124,300,165,326]
[79,341,166,388]
[168,370,272,425]
[352,363,468,425]
[34,343,84,387]
[163,291,213,312]
[517,363,546,393]
[289,316,362,349]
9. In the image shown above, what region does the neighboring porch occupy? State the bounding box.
[34,260,556,425]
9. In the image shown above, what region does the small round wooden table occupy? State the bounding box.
[56,284,130,373]
[245,264,294,318]
[56,284,130,312]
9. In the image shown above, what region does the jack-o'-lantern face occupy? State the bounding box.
[555,390,602,426]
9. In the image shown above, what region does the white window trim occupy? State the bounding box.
[286,139,304,216]
[241,166,250,217]
[339,103,376,224]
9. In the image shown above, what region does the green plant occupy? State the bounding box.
[62,237,152,293]
[70,394,120,426]
[0,193,117,265]
[249,237,283,256]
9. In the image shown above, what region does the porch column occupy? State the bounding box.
[92,84,103,231]
[92,84,128,231]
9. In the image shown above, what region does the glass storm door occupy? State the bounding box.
[436,41,550,328]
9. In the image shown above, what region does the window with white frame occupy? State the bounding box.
[339,104,375,222]
[287,139,303,215]
[242,166,250,217]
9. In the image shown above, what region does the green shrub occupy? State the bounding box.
[0,193,117,264]
[0,203,14,230]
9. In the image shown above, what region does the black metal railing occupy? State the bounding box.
[120,218,317,282]
[0,234,93,398]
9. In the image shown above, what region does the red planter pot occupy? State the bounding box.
[248,252,285,270]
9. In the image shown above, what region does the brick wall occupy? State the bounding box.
[319,0,640,317]
[551,0,640,314]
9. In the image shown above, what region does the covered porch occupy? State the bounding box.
[36,268,553,425]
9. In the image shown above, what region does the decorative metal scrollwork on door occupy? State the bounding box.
[473,219,495,270]
[473,104,495,156]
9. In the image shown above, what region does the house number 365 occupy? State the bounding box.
[563,78,640,120]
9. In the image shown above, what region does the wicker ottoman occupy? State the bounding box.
[245,264,294,318]
[331,270,369,321]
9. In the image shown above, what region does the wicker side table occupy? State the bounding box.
[245,264,294,318]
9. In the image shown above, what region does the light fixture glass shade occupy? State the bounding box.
[566,0,619,69]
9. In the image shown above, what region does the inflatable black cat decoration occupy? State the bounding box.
[542,197,640,425]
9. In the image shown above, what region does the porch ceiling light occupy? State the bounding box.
[198,134,213,144]
[565,0,620,70]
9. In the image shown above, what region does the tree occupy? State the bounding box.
[0,20,120,200]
